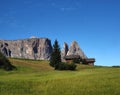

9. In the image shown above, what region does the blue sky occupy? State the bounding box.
[0,0,120,66]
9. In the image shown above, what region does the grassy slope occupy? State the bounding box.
[0,58,120,95]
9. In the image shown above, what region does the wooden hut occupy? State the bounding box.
[64,55,95,65]
[84,58,95,66]
[64,55,81,63]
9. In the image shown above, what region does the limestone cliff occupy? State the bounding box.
[67,41,87,59]
[61,41,87,61]
[0,38,52,60]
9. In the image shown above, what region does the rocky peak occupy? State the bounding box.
[67,41,87,59]
[61,42,69,61]
[61,42,69,57]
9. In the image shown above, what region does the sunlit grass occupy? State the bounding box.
[0,58,120,95]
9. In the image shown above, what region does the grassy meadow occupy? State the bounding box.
[0,58,120,95]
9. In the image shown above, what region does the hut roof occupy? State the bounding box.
[85,58,95,62]
[64,55,80,60]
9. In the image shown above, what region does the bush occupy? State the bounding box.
[0,52,16,71]
[82,59,88,65]
[72,58,81,64]
[57,62,76,70]
[68,63,77,70]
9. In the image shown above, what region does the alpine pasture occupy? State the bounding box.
[0,58,120,95]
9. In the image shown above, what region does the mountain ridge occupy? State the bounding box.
[0,38,88,61]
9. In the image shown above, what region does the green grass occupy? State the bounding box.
[0,58,120,95]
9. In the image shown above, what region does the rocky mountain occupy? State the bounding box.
[0,38,52,60]
[61,41,87,60]
[67,41,87,59]
[0,38,88,61]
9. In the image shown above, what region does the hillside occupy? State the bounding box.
[0,58,120,95]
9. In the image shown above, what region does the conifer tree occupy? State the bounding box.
[50,40,61,69]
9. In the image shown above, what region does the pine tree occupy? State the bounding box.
[50,40,61,69]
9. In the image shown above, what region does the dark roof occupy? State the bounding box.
[85,58,95,62]
[64,55,80,60]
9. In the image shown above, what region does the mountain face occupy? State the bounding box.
[61,41,87,60]
[0,38,52,60]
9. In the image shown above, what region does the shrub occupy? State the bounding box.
[57,62,76,71]
[68,63,77,70]
[82,59,88,65]
[72,58,81,64]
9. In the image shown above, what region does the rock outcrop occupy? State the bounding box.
[61,42,69,61]
[61,41,95,65]
[61,41,87,61]
[0,38,52,60]
[61,42,69,57]
[67,41,87,59]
